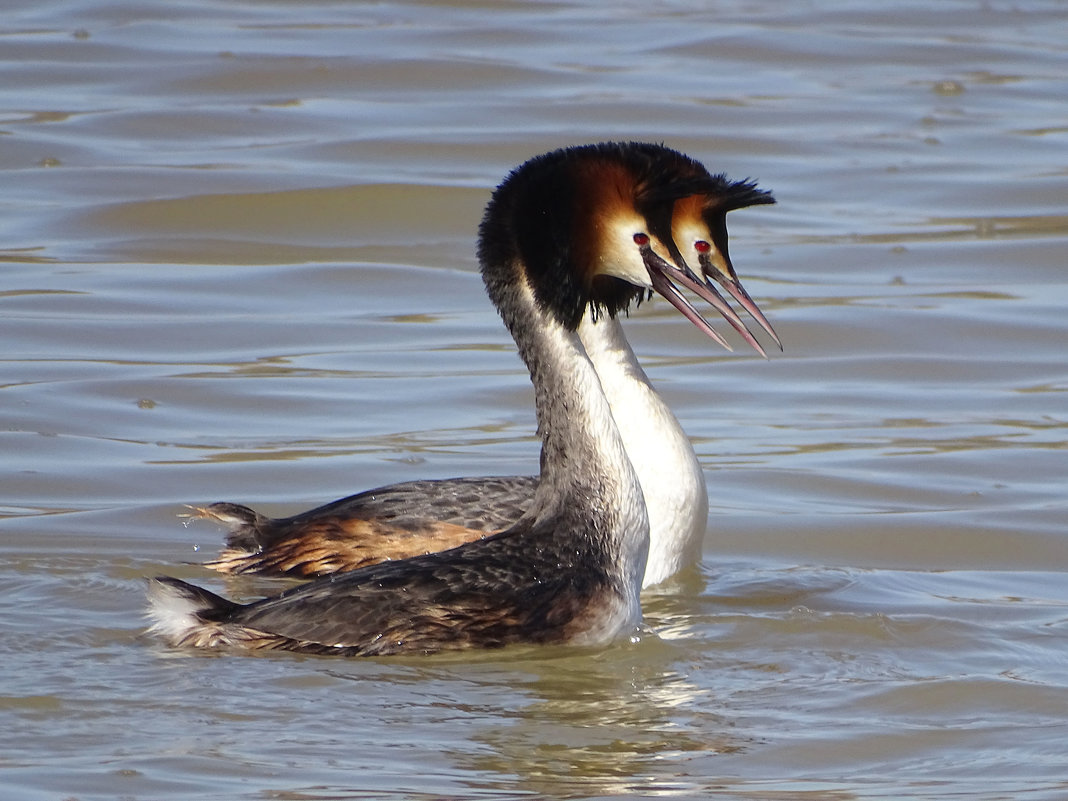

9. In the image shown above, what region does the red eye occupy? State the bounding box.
[633,233,650,246]
[694,240,712,253]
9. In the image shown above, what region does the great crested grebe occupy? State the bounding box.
[147,142,774,656]
[190,152,776,589]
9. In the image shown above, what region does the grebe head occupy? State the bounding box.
[478,142,769,347]
[671,184,780,354]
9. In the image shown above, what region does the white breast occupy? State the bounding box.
[579,315,708,588]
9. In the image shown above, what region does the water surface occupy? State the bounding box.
[2,1,1066,799]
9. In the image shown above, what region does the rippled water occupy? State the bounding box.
[2,1,1066,799]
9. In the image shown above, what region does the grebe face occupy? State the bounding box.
[671,194,781,351]
[573,159,678,291]
[590,207,744,351]
[671,196,735,284]
[596,212,676,289]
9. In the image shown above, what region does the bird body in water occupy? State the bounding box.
[147,141,775,656]
[191,151,776,589]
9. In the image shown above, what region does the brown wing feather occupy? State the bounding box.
[193,476,538,578]
[205,518,490,577]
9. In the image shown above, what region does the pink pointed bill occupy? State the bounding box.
[640,245,775,357]
[708,274,781,350]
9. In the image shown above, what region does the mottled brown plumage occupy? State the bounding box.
[196,476,535,576]
[154,509,624,656]
[147,142,777,656]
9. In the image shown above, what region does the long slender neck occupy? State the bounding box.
[578,314,708,587]
[496,274,649,600]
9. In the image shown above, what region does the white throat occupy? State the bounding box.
[578,314,708,587]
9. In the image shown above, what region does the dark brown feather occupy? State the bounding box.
[197,476,537,577]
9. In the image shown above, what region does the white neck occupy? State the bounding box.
[578,314,708,588]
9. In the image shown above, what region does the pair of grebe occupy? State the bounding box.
[147,142,776,656]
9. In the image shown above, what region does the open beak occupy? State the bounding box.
[640,246,751,354]
[640,245,774,358]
